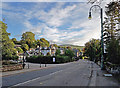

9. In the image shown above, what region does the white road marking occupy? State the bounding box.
[9,70,63,87]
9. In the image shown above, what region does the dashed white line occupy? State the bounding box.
[9,70,63,87]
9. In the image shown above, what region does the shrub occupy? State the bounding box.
[26,55,75,64]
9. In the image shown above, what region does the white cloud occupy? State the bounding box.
[2,1,113,46]
[2,0,88,2]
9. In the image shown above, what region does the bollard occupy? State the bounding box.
[45,64,46,67]
[28,64,29,69]
[40,63,41,68]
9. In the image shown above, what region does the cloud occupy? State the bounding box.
[2,1,113,46]
[2,0,88,2]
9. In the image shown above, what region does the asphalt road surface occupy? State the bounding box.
[2,60,119,87]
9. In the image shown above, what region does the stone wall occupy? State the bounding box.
[2,64,23,72]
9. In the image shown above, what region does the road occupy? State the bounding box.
[2,60,119,87]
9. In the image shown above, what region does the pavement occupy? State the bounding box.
[2,60,120,87]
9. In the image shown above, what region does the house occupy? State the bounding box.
[59,48,64,54]
[34,44,57,56]
[40,47,51,56]
[73,48,80,57]
[50,44,57,56]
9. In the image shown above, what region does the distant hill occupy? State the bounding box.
[59,44,84,50]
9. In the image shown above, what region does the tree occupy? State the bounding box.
[84,39,101,62]
[21,44,29,52]
[40,38,50,47]
[12,38,17,44]
[103,1,120,64]
[21,32,35,48]
[64,49,75,58]
[52,44,58,48]
[103,1,120,44]
[16,47,23,54]
[0,21,17,60]
[55,49,61,56]
[87,0,104,4]
[106,38,120,64]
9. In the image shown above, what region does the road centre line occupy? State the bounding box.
[9,70,63,88]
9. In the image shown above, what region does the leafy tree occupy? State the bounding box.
[64,49,75,58]
[16,47,23,53]
[21,44,29,52]
[12,38,17,44]
[21,32,35,48]
[106,38,120,64]
[36,39,44,47]
[103,1,120,64]
[103,1,120,44]
[84,39,101,62]
[11,38,21,44]
[55,49,61,56]
[78,49,82,52]
[0,21,17,60]
[88,0,103,4]
[39,38,50,47]
[52,44,58,48]
[31,40,37,48]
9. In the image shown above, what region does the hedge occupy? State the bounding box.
[26,55,76,64]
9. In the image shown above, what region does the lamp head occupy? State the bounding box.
[88,11,92,20]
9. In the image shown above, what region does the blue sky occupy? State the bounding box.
[1,1,110,46]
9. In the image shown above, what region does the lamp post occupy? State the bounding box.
[88,5,104,70]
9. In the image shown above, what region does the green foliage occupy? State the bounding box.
[55,55,71,63]
[12,38,17,44]
[21,32,36,48]
[40,38,50,47]
[52,44,58,47]
[36,38,50,47]
[26,55,74,64]
[16,47,23,53]
[0,21,18,60]
[55,49,61,56]
[103,1,120,44]
[103,1,120,64]
[0,21,10,43]
[106,38,120,64]
[84,39,101,62]
[11,38,21,44]
[64,49,75,58]
[21,44,29,52]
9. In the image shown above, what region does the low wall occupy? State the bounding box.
[2,64,23,72]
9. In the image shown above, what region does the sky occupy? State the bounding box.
[1,0,111,46]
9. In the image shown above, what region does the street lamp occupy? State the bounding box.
[88,5,104,70]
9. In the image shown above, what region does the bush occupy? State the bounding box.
[26,55,75,64]
[79,55,82,59]
[2,55,19,60]
[55,55,70,63]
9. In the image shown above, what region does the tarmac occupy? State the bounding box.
[2,62,70,77]
[1,60,120,86]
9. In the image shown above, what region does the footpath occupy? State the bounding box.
[89,61,120,86]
